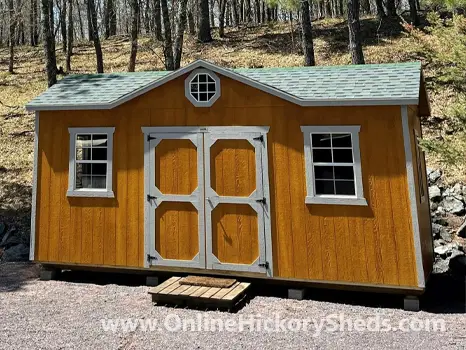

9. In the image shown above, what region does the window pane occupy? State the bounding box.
[92,148,107,161]
[92,176,106,189]
[315,180,335,195]
[199,83,207,92]
[332,134,352,147]
[92,134,108,147]
[314,166,334,180]
[207,75,215,83]
[191,75,199,84]
[199,93,208,102]
[335,180,355,195]
[76,174,92,189]
[333,149,353,163]
[207,92,215,100]
[311,134,331,147]
[76,134,91,148]
[92,163,107,176]
[334,166,354,180]
[190,83,198,93]
[313,149,332,162]
[76,163,92,175]
[208,83,215,92]
[199,74,207,83]
[76,148,92,161]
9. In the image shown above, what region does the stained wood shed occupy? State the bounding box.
[26,60,433,294]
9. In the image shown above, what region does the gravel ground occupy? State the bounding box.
[0,263,465,350]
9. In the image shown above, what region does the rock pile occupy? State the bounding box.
[0,223,29,262]
[428,169,466,276]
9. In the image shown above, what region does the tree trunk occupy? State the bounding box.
[231,0,239,26]
[144,0,150,33]
[61,0,67,52]
[386,0,396,17]
[209,0,214,27]
[188,9,196,34]
[361,0,370,15]
[30,0,37,45]
[8,0,14,73]
[173,0,188,69]
[76,0,85,39]
[42,0,57,86]
[160,0,174,69]
[66,0,73,71]
[374,0,386,18]
[347,0,364,64]
[245,0,251,22]
[408,0,419,26]
[128,0,139,71]
[153,0,163,40]
[219,0,227,37]
[300,0,315,66]
[198,0,212,42]
[104,0,111,38]
[254,0,260,23]
[87,0,94,41]
[87,0,104,72]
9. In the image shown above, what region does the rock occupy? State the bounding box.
[2,243,29,262]
[0,230,20,249]
[427,168,442,185]
[442,196,465,215]
[428,185,442,202]
[431,223,452,241]
[434,245,450,257]
[436,206,446,216]
[457,219,466,238]
[432,216,449,226]
[440,230,453,242]
[452,183,464,196]
[434,239,445,247]
[0,222,6,241]
[449,254,466,276]
[431,223,443,239]
[433,256,449,274]
[430,201,438,211]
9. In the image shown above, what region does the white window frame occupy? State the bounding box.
[301,125,367,206]
[184,68,221,107]
[67,127,115,198]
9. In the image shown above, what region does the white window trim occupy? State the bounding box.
[67,127,115,198]
[301,125,367,206]
[184,68,221,107]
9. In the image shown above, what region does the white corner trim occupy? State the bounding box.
[401,106,425,288]
[25,59,420,112]
[29,111,39,261]
[184,68,221,107]
[301,125,366,206]
[67,127,115,198]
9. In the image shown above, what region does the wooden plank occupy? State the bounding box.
[199,287,221,299]
[210,282,240,300]
[223,282,250,301]
[92,203,104,265]
[179,285,201,296]
[169,284,191,296]
[115,115,128,266]
[148,276,181,294]
[189,286,210,298]
[158,279,183,295]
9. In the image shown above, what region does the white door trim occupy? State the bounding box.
[204,127,273,276]
[142,127,205,269]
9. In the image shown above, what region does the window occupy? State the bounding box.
[301,126,367,206]
[67,127,115,197]
[185,69,220,107]
[414,129,426,203]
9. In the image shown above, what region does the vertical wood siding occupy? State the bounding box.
[34,74,419,287]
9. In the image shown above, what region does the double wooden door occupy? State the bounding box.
[143,127,272,276]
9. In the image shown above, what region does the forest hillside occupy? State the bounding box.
[0,14,465,242]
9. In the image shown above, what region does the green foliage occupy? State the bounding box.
[423,0,466,11]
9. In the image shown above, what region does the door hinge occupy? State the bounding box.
[147,254,157,262]
[253,135,264,143]
[147,135,156,142]
[147,194,157,202]
[256,197,266,204]
[258,261,269,269]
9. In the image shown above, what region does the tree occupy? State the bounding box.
[173,0,188,68]
[160,0,174,69]
[219,0,227,37]
[42,0,57,86]
[104,0,117,38]
[153,0,163,40]
[60,0,67,52]
[87,0,104,72]
[386,0,396,17]
[66,0,73,71]
[374,0,386,18]
[300,0,315,66]
[8,0,15,73]
[347,0,364,64]
[408,0,420,26]
[128,0,139,71]
[198,0,212,42]
[29,0,39,45]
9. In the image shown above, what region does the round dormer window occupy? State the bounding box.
[185,69,221,107]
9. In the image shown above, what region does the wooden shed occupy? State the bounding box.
[26,60,433,298]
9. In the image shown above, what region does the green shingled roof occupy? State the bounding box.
[26,60,423,111]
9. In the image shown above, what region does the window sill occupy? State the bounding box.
[67,190,115,198]
[305,196,368,206]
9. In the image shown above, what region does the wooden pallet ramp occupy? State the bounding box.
[148,276,251,311]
